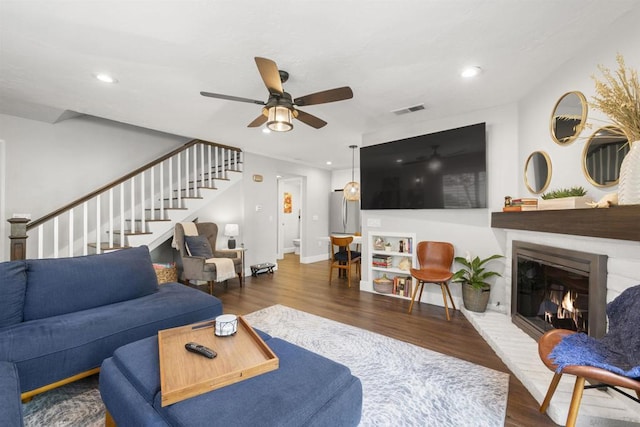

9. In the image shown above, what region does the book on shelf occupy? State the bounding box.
[511,197,538,205]
[503,205,538,212]
[392,276,412,297]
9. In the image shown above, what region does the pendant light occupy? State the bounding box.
[343,145,360,201]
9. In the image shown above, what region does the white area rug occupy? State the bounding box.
[23,304,509,426]
[244,305,509,427]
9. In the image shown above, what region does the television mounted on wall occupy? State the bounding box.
[360,122,487,210]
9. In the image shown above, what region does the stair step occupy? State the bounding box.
[87,243,130,251]
[107,230,153,236]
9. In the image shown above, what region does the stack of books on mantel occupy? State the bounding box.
[503,198,538,212]
[372,254,393,268]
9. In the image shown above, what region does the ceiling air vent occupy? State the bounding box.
[392,104,425,115]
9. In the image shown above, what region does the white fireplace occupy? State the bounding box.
[464,229,640,427]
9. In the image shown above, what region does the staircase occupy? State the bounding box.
[17,139,242,260]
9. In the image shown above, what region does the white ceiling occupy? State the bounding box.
[1,0,637,170]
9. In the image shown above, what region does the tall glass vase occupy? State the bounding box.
[618,141,640,205]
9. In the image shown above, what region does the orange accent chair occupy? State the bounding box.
[407,241,456,320]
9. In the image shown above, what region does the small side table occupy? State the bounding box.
[227,247,247,282]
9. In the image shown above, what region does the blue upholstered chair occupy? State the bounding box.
[538,284,640,427]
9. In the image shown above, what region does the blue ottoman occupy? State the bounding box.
[100,334,362,427]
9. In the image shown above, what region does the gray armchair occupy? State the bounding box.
[174,222,243,294]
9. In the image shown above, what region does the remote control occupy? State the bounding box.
[185,342,217,359]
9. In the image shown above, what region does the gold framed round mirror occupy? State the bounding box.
[582,126,630,187]
[549,91,588,145]
[524,151,552,194]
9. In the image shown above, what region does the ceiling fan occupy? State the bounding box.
[200,57,353,132]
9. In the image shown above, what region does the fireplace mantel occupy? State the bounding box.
[491,205,640,242]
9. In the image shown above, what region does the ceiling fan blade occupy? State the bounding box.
[295,109,327,129]
[294,86,353,107]
[247,114,268,128]
[255,57,283,95]
[200,91,265,105]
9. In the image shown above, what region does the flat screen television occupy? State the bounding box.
[360,122,487,210]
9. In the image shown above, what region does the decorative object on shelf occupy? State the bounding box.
[373,274,393,294]
[373,236,385,250]
[504,196,512,207]
[224,223,239,249]
[589,54,640,205]
[398,257,411,271]
[538,186,593,210]
[343,145,360,201]
[452,253,503,313]
[587,192,618,208]
[384,242,392,252]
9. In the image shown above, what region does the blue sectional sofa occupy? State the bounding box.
[0,245,222,423]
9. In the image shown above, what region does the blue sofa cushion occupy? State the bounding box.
[184,236,213,258]
[0,361,23,427]
[0,260,27,328]
[23,246,158,321]
[2,283,222,392]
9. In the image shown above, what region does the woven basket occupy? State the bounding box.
[154,264,178,284]
[373,276,393,294]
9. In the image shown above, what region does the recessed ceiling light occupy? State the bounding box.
[262,128,271,134]
[326,161,332,165]
[461,66,482,78]
[95,73,118,83]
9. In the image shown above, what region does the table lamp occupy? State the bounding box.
[224,224,239,249]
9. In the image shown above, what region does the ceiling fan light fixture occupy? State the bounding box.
[266,106,293,132]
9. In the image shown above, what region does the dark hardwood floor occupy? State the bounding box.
[211,253,557,426]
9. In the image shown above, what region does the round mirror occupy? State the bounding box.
[550,91,588,145]
[524,151,552,194]
[583,126,630,187]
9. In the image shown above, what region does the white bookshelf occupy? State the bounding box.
[363,231,417,299]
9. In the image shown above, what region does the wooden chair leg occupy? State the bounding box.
[408,282,423,314]
[443,282,456,310]
[106,409,116,427]
[208,281,214,295]
[566,376,585,427]
[540,372,562,413]
[440,283,451,321]
[347,264,351,288]
[329,263,334,286]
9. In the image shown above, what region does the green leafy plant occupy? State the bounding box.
[451,254,503,290]
[541,186,587,200]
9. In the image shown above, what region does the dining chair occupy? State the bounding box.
[329,236,361,288]
[407,241,456,320]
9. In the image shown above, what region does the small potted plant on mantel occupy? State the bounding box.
[451,253,504,313]
[537,186,593,211]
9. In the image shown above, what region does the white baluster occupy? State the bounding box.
[215,146,220,179]
[150,166,155,220]
[96,194,101,254]
[208,145,212,187]
[192,145,197,196]
[69,209,74,257]
[130,177,136,237]
[120,183,125,248]
[177,152,182,207]
[83,202,88,255]
[53,216,59,258]
[160,161,165,218]
[184,149,190,197]
[200,143,205,188]
[140,171,146,235]
[38,224,44,259]
[108,189,114,249]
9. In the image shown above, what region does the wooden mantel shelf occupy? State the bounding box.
[491,205,640,242]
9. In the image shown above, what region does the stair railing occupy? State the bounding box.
[9,139,242,260]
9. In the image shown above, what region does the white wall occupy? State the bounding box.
[518,8,640,201]
[360,103,519,308]
[241,152,331,269]
[0,113,188,220]
[0,113,189,259]
[0,139,5,261]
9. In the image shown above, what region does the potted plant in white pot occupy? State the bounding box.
[451,253,504,313]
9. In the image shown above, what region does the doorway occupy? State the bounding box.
[277,176,303,260]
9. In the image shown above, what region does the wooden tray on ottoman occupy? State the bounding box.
[158,316,278,406]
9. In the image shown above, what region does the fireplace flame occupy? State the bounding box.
[562,291,575,313]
